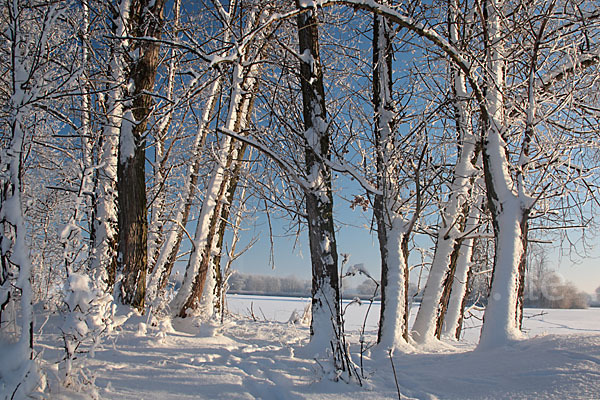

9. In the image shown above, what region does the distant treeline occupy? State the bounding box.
[225,270,596,309]
[228,272,311,297]
[226,271,422,301]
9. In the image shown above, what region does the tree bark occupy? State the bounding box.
[440,197,481,339]
[478,0,530,348]
[148,0,181,273]
[371,10,412,348]
[295,1,342,355]
[117,0,166,311]
[146,75,223,305]
[173,58,259,318]
[91,0,127,292]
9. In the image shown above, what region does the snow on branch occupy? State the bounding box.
[217,127,312,192]
[324,159,382,195]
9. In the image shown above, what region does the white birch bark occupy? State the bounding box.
[170,62,245,316]
[195,72,258,319]
[170,3,268,319]
[147,1,235,307]
[146,75,223,307]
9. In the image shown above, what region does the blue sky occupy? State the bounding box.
[231,199,600,295]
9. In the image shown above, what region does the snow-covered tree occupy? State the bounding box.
[293,0,344,364]
[371,6,417,352]
[90,0,126,293]
[0,0,70,396]
[412,0,482,344]
[169,1,267,319]
[116,0,167,311]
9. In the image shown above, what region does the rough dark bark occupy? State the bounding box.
[434,239,463,338]
[117,0,166,311]
[454,252,474,340]
[515,215,529,328]
[372,11,396,344]
[296,1,341,343]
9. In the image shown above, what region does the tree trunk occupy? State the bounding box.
[211,81,257,317]
[212,143,248,316]
[91,0,128,292]
[440,198,481,339]
[478,0,529,348]
[372,10,412,350]
[148,0,181,273]
[377,222,411,349]
[411,0,480,344]
[147,0,236,305]
[146,75,223,306]
[295,1,342,357]
[0,1,53,394]
[117,0,166,311]
[172,59,258,318]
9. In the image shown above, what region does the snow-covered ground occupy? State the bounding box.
[36,295,600,399]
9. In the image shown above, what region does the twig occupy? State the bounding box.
[248,302,257,321]
[524,310,548,319]
[388,349,402,400]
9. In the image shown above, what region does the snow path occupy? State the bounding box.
[34,298,600,399]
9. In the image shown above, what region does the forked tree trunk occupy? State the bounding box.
[439,196,482,339]
[146,75,223,306]
[147,1,235,307]
[210,81,258,316]
[411,0,480,344]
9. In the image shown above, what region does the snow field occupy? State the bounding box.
[34,296,600,399]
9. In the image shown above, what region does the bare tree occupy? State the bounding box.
[371,6,415,351]
[171,1,268,319]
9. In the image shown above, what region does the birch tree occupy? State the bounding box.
[146,1,232,311]
[171,2,267,319]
